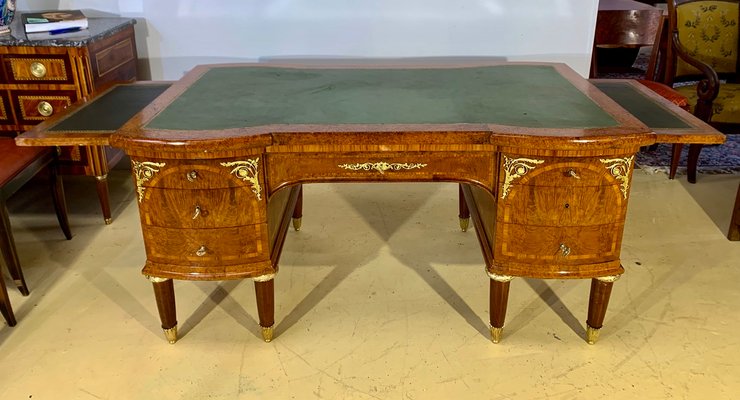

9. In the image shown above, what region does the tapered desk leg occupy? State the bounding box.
[254,275,275,342]
[458,184,470,232]
[488,272,514,343]
[728,183,740,241]
[86,146,113,224]
[0,199,29,296]
[292,185,303,231]
[148,276,177,344]
[0,273,16,326]
[586,275,620,344]
[686,144,703,184]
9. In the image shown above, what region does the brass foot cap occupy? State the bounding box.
[586,325,600,345]
[262,326,274,342]
[104,218,113,225]
[292,217,302,231]
[459,217,470,232]
[490,326,503,344]
[164,326,178,344]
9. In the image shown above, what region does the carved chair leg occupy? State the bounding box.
[292,184,303,231]
[254,275,275,342]
[669,143,683,180]
[0,199,28,296]
[149,277,177,344]
[49,163,72,240]
[0,268,17,326]
[586,275,619,344]
[489,273,514,343]
[458,184,470,232]
[686,144,703,184]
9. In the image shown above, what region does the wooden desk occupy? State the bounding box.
[22,63,700,346]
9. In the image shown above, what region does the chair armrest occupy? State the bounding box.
[671,32,720,121]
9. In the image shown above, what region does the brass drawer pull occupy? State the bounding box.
[559,243,571,257]
[566,169,580,179]
[187,170,198,182]
[192,206,201,219]
[30,62,47,78]
[37,101,53,117]
[195,245,207,257]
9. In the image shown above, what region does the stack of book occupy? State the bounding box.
[22,10,88,35]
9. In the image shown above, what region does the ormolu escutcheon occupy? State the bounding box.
[262,326,274,342]
[164,326,178,344]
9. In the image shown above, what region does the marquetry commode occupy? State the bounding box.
[110,63,656,345]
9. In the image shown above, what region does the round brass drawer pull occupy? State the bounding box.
[30,61,47,78]
[195,245,207,257]
[187,170,198,182]
[37,101,53,117]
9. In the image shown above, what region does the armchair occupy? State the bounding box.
[660,0,740,182]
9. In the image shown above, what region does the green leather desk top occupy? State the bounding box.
[146,65,621,130]
[592,81,691,129]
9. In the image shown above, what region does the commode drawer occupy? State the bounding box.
[139,187,265,228]
[498,155,634,188]
[4,55,73,83]
[142,225,269,267]
[12,91,76,125]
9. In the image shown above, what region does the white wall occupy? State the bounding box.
[17,0,599,80]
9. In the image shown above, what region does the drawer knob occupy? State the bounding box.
[30,62,47,78]
[187,170,198,182]
[566,169,580,179]
[559,243,571,257]
[192,205,201,219]
[37,101,53,117]
[195,245,207,257]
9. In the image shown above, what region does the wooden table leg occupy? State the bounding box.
[149,276,177,344]
[86,146,113,224]
[586,275,620,344]
[0,198,29,296]
[489,273,514,343]
[292,184,303,231]
[0,271,16,326]
[458,184,470,232]
[254,275,275,342]
[728,182,740,241]
[49,162,72,240]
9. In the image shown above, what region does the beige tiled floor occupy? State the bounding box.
[1,167,739,399]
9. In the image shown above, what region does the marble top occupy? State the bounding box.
[0,17,135,47]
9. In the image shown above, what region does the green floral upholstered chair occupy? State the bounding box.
[662,0,739,182]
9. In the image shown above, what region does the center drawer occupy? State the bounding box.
[134,157,262,189]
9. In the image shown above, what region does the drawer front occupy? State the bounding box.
[132,157,263,190]
[142,225,269,267]
[12,91,76,125]
[499,184,626,226]
[495,222,624,265]
[0,91,13,126]
[498,155,634,188]
[5,55,73,83]
[267,151,495,188]
[139,187,265,228]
